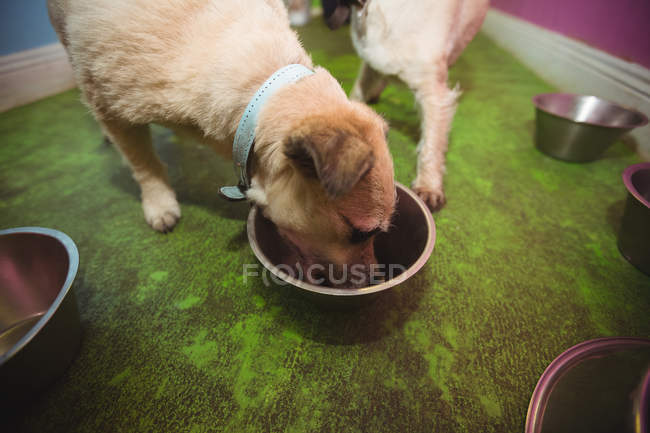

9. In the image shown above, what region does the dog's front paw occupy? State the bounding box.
[412,182,446,212]
[142,186,181,233]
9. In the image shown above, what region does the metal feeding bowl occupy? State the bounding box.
[532,93,648,162]
[618,162,650,276]
[525,337,650,433]
[247,182,435,307]
[0,227,81,406]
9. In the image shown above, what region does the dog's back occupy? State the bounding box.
[350,0,488,76]
[46,0,311,134]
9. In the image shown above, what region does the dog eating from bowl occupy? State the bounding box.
[48,0,396,287]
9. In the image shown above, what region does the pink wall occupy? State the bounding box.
[490,0,650,69]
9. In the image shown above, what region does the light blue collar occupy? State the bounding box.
[220,64,315,201]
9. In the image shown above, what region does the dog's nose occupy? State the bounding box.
[332,241,379,287]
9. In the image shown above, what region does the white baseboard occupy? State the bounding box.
[0,42,76,113]
[482,9,650,160]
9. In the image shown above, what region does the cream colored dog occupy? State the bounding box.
[48,0,396,286]
[324,0,489,210]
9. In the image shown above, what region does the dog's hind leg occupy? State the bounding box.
[402,65,460,211]
[100,118,181,232]
[350,61,389,104]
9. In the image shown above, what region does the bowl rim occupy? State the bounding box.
[525,337,650,433]
[0,227,79,365]
[532,93,649,129]
[246,182,436,297]
[623,162,650,209]
[638,368,650,433]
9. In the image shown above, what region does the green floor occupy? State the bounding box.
[2,18,649,433]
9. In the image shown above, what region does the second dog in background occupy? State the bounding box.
[323,0,489,211]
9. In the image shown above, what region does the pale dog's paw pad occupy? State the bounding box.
[412,184,446,212]
[142,192,181,233]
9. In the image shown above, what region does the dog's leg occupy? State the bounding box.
[405,68,460,211]
[350,61,389,104]
[100,118,181,232]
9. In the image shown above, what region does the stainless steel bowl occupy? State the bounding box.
[532,93,648,162]
[0,227,81,406]
[617,162,650,276]
[525,337,650,433]
[247,182,436,307]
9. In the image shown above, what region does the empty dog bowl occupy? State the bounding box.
[0,227,81,406]
[533,93,648,162]
[526,337,650,433]
[617,162,650,276]
[247,182,436,307]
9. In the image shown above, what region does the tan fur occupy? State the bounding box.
[48,0,395,285]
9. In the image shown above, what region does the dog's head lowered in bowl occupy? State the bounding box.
[248,182,435,301]
[247,82,395,287]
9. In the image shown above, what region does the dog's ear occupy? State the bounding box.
[284,128,375,198]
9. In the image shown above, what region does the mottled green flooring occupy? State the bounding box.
[2,19,649,433]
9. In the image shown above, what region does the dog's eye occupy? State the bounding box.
[350,227,380,244]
